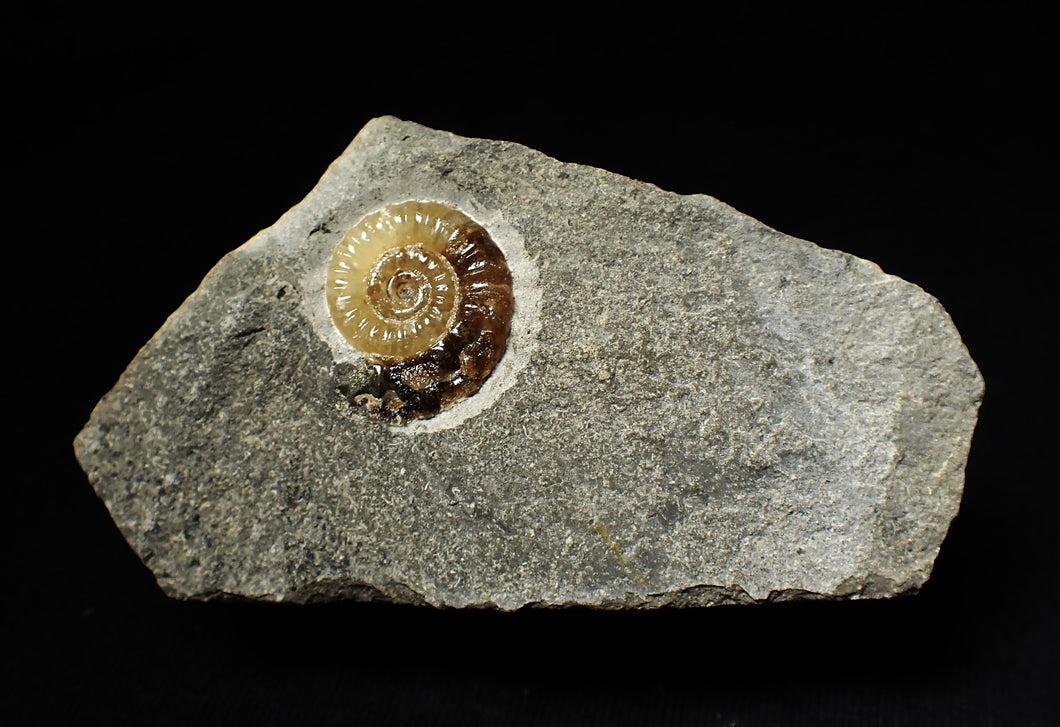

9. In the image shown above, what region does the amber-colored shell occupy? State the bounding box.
[327,201,514,422]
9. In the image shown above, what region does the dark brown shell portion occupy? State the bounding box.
[327,201,513,422]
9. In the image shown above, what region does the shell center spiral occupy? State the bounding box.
[366,245,459,325]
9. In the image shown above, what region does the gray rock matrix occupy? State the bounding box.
[74,117,983,609]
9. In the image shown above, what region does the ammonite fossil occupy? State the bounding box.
[326,201,514,422]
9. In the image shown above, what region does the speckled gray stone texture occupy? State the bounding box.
[74,117,983,609]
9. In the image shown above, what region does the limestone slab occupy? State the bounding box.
[74,117,983,609]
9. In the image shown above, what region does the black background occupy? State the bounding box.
[7,4,1056,725]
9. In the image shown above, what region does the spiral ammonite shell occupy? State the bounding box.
[327,201,514,422]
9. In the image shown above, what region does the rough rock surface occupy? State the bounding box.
[74,117,983,609]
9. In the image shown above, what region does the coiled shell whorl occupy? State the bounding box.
[327,201,514,422]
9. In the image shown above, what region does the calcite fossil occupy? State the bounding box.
[326,200,514,422]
